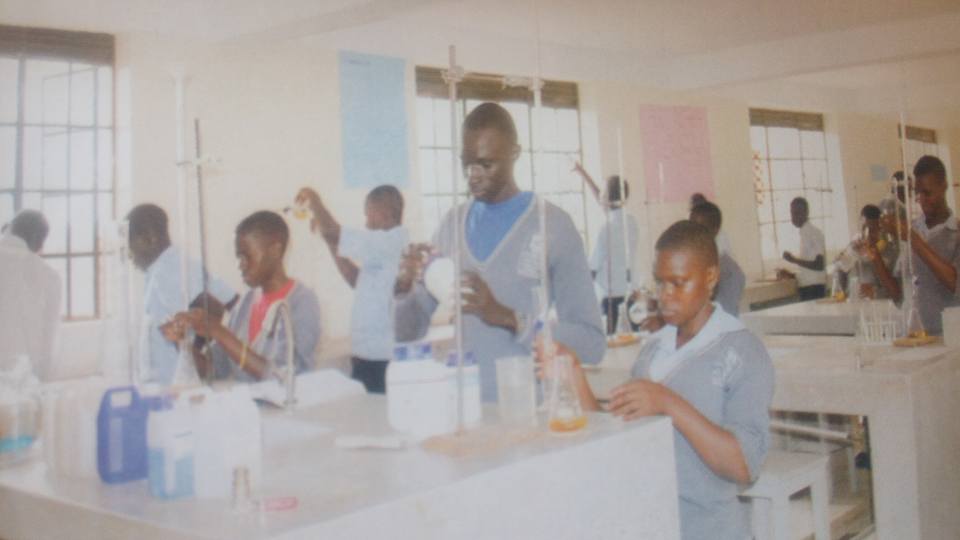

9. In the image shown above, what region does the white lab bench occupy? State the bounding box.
[742,298,885,336]
[587,335,960,540]
[0,394,681,540]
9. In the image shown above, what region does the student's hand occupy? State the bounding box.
[395,243,432,294]
[880,214,909,240]
[461,271,517,332]
[782,251,796,264]
[638,314,665,333]
[571,161,587,176]
[189,292,225,321]
[859,283,876,299]
[174,308,222,339]
[159,319,186,343]
[775,268,795,281]
[609,379,671,420]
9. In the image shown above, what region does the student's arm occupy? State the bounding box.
[175,308,273,380]
[549,211,607,365]
[909,230,959,294]
[783,252,825,272]
[864,245,903,303]
[296,187,342,248]
[572,162,602,204]
[324,240,360,288]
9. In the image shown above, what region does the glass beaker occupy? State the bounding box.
[547,355,587,433]
[495,356,537,427]
[615,300,632,337]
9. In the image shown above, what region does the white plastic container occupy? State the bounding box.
[193,386,261,499]
[147,398,195,499]
[387,344,457,441]
[44,381,110,479]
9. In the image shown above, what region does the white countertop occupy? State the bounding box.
[0,394,681,540]
[742,298,893,336]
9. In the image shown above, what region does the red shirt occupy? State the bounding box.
[248,280,296,342]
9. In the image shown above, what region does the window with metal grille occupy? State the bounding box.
[0,25,115,320]
[415,67,587,244]
[749,108,845,276]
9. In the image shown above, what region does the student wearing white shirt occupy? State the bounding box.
[0,210,61,380]
[780,197,826,300]
[296,185,407,393]
[127,204,237,385]
[573,162,640,334]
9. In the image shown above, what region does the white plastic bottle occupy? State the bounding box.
[446,352,481,428]
[386,343,457,440]
[193,386,261,499]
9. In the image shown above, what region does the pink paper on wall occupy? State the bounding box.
[637,105,714,203]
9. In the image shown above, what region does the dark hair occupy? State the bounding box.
[790,197,809,212]
[606,176,629,203]
[126,204,170,242]
[463,102,518,145]
[236,211,289,251]
[367,184,404,223]
[861,204,881,221]
[892,170,905,182]
[914,155,946,183]
[655,220,718,267]
[689,192,707,208]
[690,201,722,232]
[9,209,49,252]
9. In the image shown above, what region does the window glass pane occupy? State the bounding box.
[759,223,778,263]
[416,97,434,147]
[756,188,773,224]
[45,256,68,317]
[71,129,95,190]
[766,127,800,159]
[22,127,43,190]
[24,60,70,125]
[533,152,558,192]
[806,191,824,220]
[422,196,440,240]
[770,159,804,190]
[97,192,114,231]
[749,126,767,157]
[0,193,13,226]
[419,148,437,194]
[436,195,455,222]
[70,256,96,318]
[0,127,15,189]
[556,109,580,153]
[70,66,95,126]
[70,194,95,252]
[800,130,826,160]
[535,108,558,151]
[436,149,453,194]
[753,155,771,192]
[42,195,68,254]
[42,128,69,189]
[21,191,42,211]
[802,159,828,191]
[97,67,113,126]
[558,154,580,192]
[772,189,803,224]
[515,151,532,191]
[0,58,18,123]
[97,129,113,189]
[434,98,452,148]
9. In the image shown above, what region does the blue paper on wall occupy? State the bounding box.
[339,51,409,189]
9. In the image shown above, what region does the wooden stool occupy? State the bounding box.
[741,450,831,540]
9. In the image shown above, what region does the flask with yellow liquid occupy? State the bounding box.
[547,355,587,433]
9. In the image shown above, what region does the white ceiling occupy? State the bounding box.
[3,0,960,101]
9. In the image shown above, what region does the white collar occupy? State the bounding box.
[0,233,29,251]
[651,303,744,356]
[914,210,958,236]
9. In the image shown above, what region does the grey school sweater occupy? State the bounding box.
[395,196,606,401]
[632,307,774,540]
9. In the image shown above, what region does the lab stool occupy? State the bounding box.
[741,450,831,540]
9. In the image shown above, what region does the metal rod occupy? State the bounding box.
[193,118,213,381]
[769,419,851,443]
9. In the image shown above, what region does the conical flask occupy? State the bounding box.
[615,300,632,336]
[548,355,587,433]
[905,298,927,339]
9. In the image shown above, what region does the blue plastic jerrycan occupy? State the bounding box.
[97,386,152,484]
